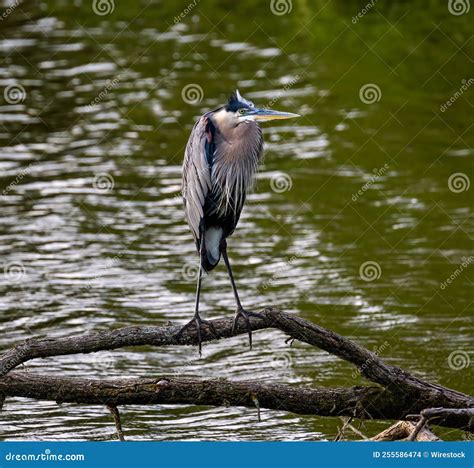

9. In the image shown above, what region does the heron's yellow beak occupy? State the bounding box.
[245,108,300,122]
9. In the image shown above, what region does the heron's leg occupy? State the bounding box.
[177,257,216,356]
[221,241,242,309]
[221,240,263,349]
[193,262,203,318]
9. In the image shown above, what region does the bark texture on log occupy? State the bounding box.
[0,372,470,431]
[0,372,388,417]
[0,308,472,433]
[372,421,441,441]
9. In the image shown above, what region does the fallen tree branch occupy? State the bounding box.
[372,421,440,441]
[0,308,472,434]
[107,405,125,441]
[0,372,469,431]
[406,408,474,441]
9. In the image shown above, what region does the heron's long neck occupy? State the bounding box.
[212,122,263,214]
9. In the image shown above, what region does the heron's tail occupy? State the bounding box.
[201,226,223,272]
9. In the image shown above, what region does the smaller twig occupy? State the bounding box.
[334,417,351,441]
[251,393,261,422]
[407,416,428,441]
[339,417,369,440]
[107,405,125,441]
[347,422,370,440]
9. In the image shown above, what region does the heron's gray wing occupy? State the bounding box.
[182,116,213,244]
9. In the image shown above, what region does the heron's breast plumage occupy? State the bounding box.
[210,121,263,218]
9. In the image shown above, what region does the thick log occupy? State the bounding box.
[0,372,472,431]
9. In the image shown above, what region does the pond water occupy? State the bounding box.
[0,0,472,441]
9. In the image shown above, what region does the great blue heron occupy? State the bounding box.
[180,90,299,353]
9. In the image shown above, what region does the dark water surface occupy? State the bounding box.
[0,0,472,441]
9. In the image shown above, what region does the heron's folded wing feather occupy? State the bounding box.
[182,116,212,242]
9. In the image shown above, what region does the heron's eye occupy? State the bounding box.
[238,108,246,115]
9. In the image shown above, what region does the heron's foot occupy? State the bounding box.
[176,316,217,356]
[231,308,264,349]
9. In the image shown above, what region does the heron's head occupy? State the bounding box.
[212,90,299,128]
